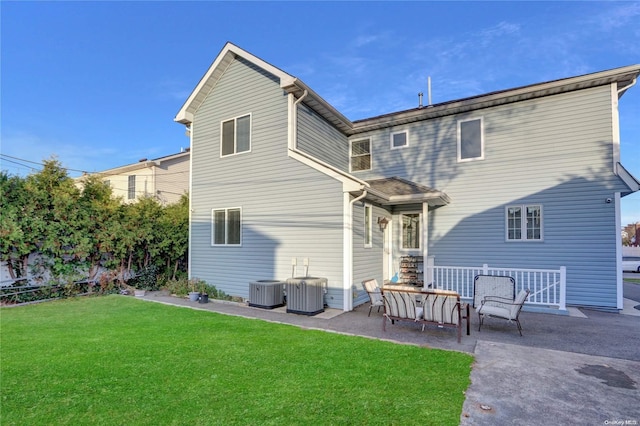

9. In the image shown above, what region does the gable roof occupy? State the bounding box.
[351,65,640,134]
[91,150,190,176]
[175,42,639,139]
[174,42,352,133]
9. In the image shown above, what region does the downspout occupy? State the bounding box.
[344,190,368,311]
[614,77,635,310]
[291,90,308,150]
[290,89,368,311]
[186,124,194,280]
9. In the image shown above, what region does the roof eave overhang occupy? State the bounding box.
[174,42,357,134]
[351,65,640,134]
[174,42,297,125]
[356,187,451,207]
[281,77,354,134]
[152,150,190,163]
[93,160,160,176]
[617,162,640,196]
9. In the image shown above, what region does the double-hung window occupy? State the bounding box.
[221,114,251,156]
[390,130,409,149]
[458,117,484,162]
[364,204,372,248]
[401,213,421,250]
[506,205,542,241]
[212,207,242,246]
[351,139,371,171]
[127,175,136,200]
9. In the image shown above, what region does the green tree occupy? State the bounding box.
[75,174,121,280]
[0,172,33,279]
[25,159,83,279]
[1,160,190,289]
[156,193,189,280]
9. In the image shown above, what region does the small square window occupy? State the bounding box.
[390,131,408,149]
[506,205,542,241]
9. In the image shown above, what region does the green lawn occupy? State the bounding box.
[1,296,473,425]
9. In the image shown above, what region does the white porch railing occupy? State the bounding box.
[426,262,566,310]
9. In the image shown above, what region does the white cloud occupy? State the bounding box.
[352,34,381,48]
[477,21,521,47]
[592,2,640,30]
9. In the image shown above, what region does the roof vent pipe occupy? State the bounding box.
[427,76,433,107]
[418,92,423,108]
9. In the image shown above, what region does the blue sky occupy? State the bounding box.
[1,1,639,224]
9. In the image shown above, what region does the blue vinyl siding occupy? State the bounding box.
[351,85,624,309]
[297,103,349,171]
[352,202,386,307]
[190,57,346,308]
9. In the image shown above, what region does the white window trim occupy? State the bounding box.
[364,204,372,248]
[505,204,543,242]
[457,117,484,163]
[400,212,422,251]
[390,130,409,150]
[350,138,372,172]
[220,113,252,158]
[211,207,243,246]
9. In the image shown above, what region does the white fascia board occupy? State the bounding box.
[288,149,365,193]
[282,77,353,133]
[175,111,194,125]
[92,160,160,176]
[152,151,190,163]
[175,42,294,125]
[353,65,640,134]
[365,188,451,206]
[388,193,451,206]
[617,162,640,193]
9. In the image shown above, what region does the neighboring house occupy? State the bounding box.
[84,150,190,205]
[175,42,639,312]
[622,222,639,245]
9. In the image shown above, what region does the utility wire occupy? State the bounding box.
[1,154,187,198]
[0,153,190,177]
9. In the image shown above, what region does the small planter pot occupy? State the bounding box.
[199,293,209,304]
[188,292,201,302]
[134,289,146,297]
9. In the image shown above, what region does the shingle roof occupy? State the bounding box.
[361,177,450,206]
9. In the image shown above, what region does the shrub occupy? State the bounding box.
[201,282,232,301]
[163,277,191,297]
[128,265,160,291]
